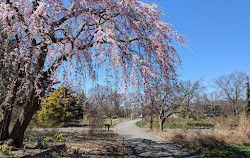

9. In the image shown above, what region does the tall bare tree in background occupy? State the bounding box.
[214,71,248,116]
[147,77,177,131]
[88,85,112,118]
[175,79,204,111]
[110,89,124,117]
[125,91,144,118]
[88,85,124,124]
[191,93,210,115]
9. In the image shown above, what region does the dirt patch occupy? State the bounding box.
[63,130,129,157]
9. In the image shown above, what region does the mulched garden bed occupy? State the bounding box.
[0,129,129,158]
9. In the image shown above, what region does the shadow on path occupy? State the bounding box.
[114,120,202,158]
[117,134,201,158]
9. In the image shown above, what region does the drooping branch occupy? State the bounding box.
[0,0,186,146]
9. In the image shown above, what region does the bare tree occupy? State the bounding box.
[174,79,204,118]
[214,71,248,116]
[191,93,210,115]
[126,91,144,119]
[88,85,112,116]
[110,89,124,117]
[88,85,124,124]
[147,77,177,131]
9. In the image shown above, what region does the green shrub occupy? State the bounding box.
[37,86,84,127]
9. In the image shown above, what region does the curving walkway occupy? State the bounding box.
[113,119,202,158]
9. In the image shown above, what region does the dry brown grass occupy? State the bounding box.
[151,129,250,147]
[145,112,250,148]
[214,117,235,131]
[149,128,250,148]
[237,113,250,135]
[204,113,249,133]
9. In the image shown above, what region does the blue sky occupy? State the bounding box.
[75,0,250,94]
[146,0,250,84]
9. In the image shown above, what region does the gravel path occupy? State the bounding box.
[113,119,202,158]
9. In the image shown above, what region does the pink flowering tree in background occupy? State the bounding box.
[0,0,185,146]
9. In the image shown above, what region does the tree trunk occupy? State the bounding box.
[233,108,237,116]
[150,100,153,130]
[159,115,166,132]
[10,88,39,147]
[0,108,12,140]
[150,115,153,130]
[0,79,19,140]
[10,104,38,147]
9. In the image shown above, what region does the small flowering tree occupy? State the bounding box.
[0,0,185,147]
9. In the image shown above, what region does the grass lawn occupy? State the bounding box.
[136,121,197,129]
[188,145,250,158]
[135,121,147,127]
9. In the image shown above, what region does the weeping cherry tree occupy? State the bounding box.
[0,0,185,146]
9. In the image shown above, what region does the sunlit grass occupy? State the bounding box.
[188,145,250,158]
[135,121,147,128]
[135,121,197,129]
